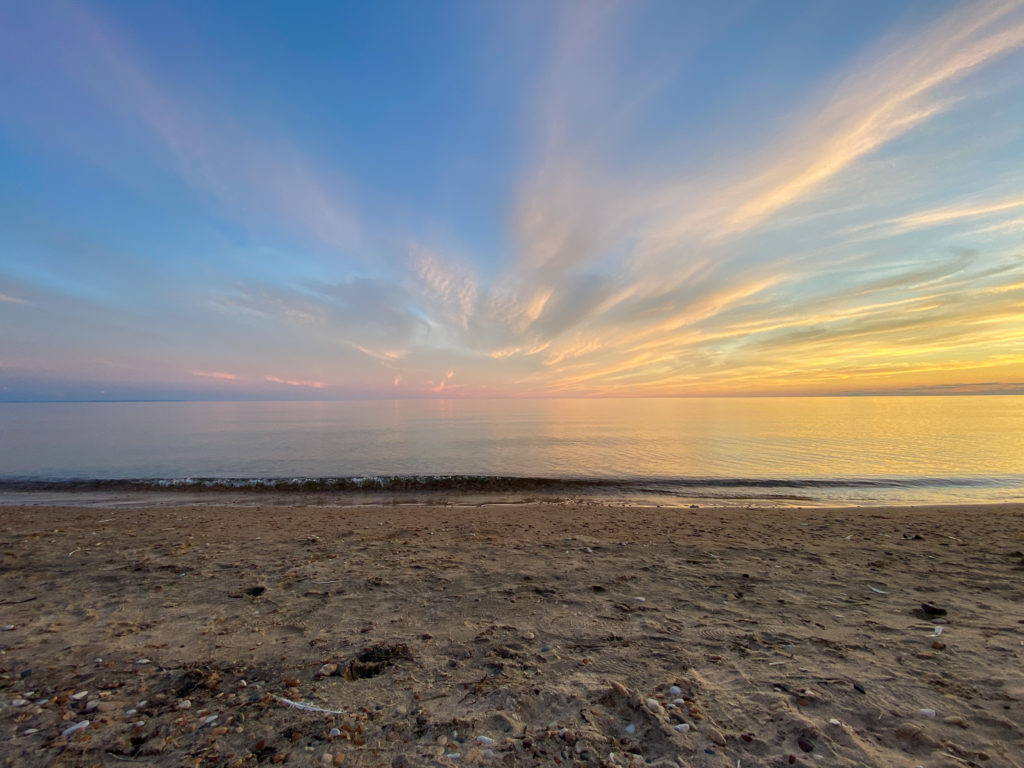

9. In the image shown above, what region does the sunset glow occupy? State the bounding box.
[2,1,1023,400]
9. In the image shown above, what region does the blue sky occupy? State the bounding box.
[1,0,1023,400]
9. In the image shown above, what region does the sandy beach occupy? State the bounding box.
[1,500,1022,767]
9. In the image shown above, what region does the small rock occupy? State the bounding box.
[83,699,100,713]
[284,678,300,688]
[625,723,636,735]
[329,727,341,738]
[23,728,38,736]
[558,728,578,746]
[919,709,936,718]
[476,736,495,745]
[62,721,90,737]
[708,728,726,747]
[932,641,946,650]
[70,691,89,701]
[669,685,682,697]
[177,699,192,710]
[797,736,814,752]
[943,716,969,728]
[608,680,630,697]
[11,699,29,707]
[2,625,14,631]
[317,663,338,678]
[828,718,841,726]
[333,754,345,766]
[645,698,664,715]
[896,723,922,739]
[674,723,690,733]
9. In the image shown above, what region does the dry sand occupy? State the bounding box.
[1,500,1023,767]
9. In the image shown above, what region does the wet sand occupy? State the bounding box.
[1,501,1023,767]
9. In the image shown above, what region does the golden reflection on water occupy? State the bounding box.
[0,397,1021,494]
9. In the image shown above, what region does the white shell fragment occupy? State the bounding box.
[62,721,89,737]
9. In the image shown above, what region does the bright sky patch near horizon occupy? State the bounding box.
[1,0,1023,401]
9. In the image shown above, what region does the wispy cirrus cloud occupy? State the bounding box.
[1,4,359,252]
[3,1,1024,399]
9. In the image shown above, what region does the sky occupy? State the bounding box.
[1,0,1024,401]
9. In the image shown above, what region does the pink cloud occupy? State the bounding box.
[265,375,324,389]
[190,370,239,381]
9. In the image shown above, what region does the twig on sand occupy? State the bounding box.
[270,694,345,714]
[0,597,37,605]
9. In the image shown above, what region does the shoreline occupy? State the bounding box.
[3,488,1023,511]
[1,501,1022,766]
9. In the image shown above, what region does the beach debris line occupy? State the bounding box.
[343,641,412,680]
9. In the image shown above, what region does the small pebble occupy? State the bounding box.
[329,727,341,738]
[669,685,682,697]
[318,663,338,677]
[476,736,494,745]
[1,625,14,631]
[797,736,814,752]
[177,699,192,710]
[11,699,29,707]
[829,718,841,726]
[674,723,690,733]
[70,691,89,701]
[673,698,686,706]
[625,723,636,735]
[201,715,218,727]
[23,728,38,736]
[83,699,99,713]
[920,708,936,718]
[135,659,150,665]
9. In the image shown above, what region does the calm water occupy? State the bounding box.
[1,397,1022,505]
